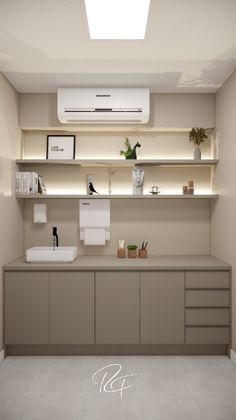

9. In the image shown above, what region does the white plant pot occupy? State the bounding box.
[194,146,201,160]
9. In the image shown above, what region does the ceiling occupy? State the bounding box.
[0,0,236,93]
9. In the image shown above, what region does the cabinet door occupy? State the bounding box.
[5,272,49,344]
[96,272,139,344]
[50,272,94,344]
[140,271,185,344]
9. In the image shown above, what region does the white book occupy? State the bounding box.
[23,172,32,195]
[16,171,39,196]
[20,172,24,195]
[29,172,38,195]
[32,172,39,194]
[29,172,33,195]
[38,175,47,195]
[15,172,21,195]
[23,172,29,195]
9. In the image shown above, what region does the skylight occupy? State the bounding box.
[84,0,150,39]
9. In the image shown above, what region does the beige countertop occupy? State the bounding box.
[4,255,230,271]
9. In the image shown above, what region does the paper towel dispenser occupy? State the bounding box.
[79,199,110,245]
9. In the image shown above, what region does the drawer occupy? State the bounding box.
[186,290,229,307]
[186,271,229,289]
[186,327,229,344]
[186,308,230,326]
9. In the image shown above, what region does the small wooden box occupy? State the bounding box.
[139,249,148,258]
[117,248,126,258]
[128,249,137,258]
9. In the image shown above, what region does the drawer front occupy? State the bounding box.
[186,290,229,307]
[186,308,230,326]
[186,327,229,344]
[186,271,229,289]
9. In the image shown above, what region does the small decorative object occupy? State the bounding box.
[117,240,126,258]
[86,174,94,194]
[117,249,126,258]
[139,249,148,258]
[139,241,148,258]
[189,128,207,160]
[88,181,99,195]
[183,181,195,195]
[47,135,75,160]
[120,137,141,160]
[182,185,188,195]
[108,168,116,195]
[149,186,161,195]
[127,244,138,258]
[188,180,194,195]
[132,166,144,195]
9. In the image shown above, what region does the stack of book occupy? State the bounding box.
[16,172,47,195]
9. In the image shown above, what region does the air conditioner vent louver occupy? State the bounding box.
[64,108,142,113]
[57,88,149,124]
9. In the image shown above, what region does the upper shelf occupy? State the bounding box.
[16,159,218,167]
[20,126,215,133]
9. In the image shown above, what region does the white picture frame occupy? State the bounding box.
[46,135,75,160]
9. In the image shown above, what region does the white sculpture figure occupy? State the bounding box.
[132,166,144,195]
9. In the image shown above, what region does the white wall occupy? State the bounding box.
[211,70,236,352]
[0,73,24,351]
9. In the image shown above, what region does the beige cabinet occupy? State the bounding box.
[96,272,139,344]
[185,271,230,344]
[140,271,185,344]
[5,272,50,344]
[50,272,94,344]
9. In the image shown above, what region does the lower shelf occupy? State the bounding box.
[16,194,219,199]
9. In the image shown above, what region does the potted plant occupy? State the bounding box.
[127,244,138,258]
[189,128,208,160]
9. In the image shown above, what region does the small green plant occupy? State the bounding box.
[120,137,132,159]
[120,138,141,160]
[127,244,138,250]
[189,128,207,146]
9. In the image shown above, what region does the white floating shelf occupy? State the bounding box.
[20,126,215,133]
[16,194,219,200]
[16,159,218,167]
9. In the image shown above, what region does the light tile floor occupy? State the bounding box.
[0,355,236,419]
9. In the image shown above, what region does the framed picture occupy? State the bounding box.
[46,135,76,160]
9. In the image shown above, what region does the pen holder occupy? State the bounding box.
[128,249,137,258]
[117,248,126,258]
[139,249,148,258]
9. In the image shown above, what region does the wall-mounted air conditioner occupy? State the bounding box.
[57,88,150,124]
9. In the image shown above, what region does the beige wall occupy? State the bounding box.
[21,92,215,256]
[211,70,236,352]
[24,198,211,256]
[19,93,216,128]
[0,73,24,351]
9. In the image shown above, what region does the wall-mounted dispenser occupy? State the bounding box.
[33,204,47,223]
[79,199,110,245]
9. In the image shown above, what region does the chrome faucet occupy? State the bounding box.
[52,226,59,250]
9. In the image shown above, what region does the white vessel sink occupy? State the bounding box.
[26,246,77,263]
